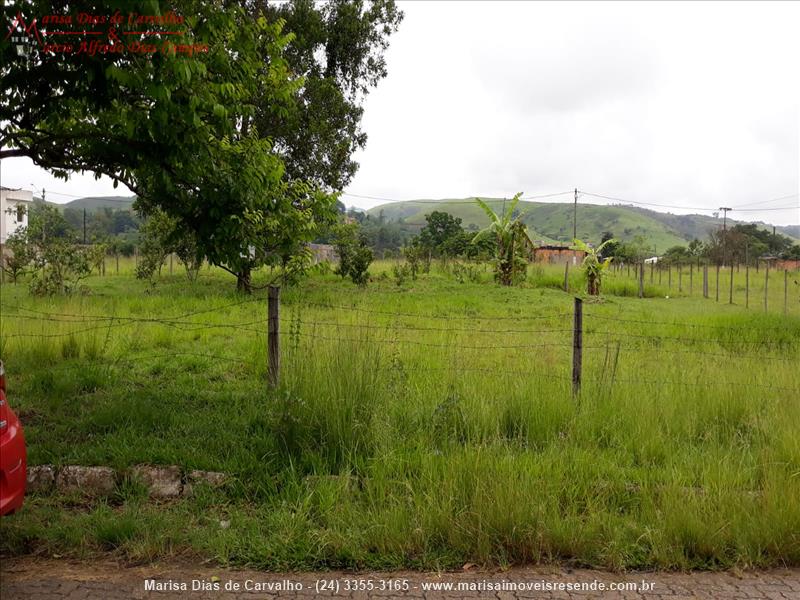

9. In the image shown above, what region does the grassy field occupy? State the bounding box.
[0,257,798,571]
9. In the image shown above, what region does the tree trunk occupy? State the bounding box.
[236,266,252,294]
[588,273,599,295]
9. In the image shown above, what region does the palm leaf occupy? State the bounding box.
[504,192,523,221]
[471,228,494,245]
[475,197,501,225]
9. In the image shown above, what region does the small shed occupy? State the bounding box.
[532,245,586,265]
[308,243,338,264]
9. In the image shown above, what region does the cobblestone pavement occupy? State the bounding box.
[1,558,798,600]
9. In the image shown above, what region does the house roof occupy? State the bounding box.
[0,187,34,201]
[535,245,584,251]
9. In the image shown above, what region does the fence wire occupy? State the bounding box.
[1,297,797,394]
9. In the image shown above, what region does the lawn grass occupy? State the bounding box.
[0,258,798,571]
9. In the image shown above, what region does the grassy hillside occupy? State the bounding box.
[60,196,136,212]
[369,198,686,249]
[367,198,798,248]
[629,207,799,244]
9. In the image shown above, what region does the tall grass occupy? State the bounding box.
[0,260,798,570]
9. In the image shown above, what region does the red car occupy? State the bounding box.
[0,360,27,515]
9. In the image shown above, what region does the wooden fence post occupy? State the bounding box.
[715,264,720,302]
[572,297,583,397]
[169,253,173,275]
[668,265,672,290]
[564,261,569,292]
[689,263,693,295]
[650,261,654,284]
[745,264,749,308]
[729,264,734,304]
[116,253,119,274]
[678,264,682,293]
[268,285,281,388]
[659,264,662,285]
[764,265,769,312]
[638,261,644,299]
[703,264,708,298]
[785,270,789,316]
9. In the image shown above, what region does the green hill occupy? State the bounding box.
[61,196,136,212]
[368,198,686,250]
[367,198,798,249]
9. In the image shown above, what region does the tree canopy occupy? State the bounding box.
[1,0,402,291]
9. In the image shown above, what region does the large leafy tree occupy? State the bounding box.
[3,0,400,291]
[418,210,466,257]
[256,0,404,190]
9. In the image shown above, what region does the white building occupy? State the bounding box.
[0,187,34,245]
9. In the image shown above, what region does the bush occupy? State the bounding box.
[392,262,411,286]
[334,223,373,286]
[348,245,373,286]
[1,232,34,282]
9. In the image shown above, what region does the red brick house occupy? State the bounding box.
[532,245,586,265]
[773,259,800,271]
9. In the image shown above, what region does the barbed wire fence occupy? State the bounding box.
[608,259,798,315]
[1,288,798,399]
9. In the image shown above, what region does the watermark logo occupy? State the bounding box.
[6,10,207,57]
[5,12,42,56]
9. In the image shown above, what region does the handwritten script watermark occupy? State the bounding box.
[6,10,208,57]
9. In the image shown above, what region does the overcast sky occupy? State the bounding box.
[2,1,798,225]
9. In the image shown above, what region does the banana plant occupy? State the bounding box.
[472,193,533,286]
[573,238,615,295]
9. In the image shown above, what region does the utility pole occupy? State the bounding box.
[719,207,732,232]
[41,188,46,244]
[719,207,732,268]
[573,188,578,241]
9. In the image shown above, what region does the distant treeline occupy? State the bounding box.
[35,202,141,255]
[36,201,799,263]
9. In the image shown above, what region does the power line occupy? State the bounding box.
[730,206,798,212]
[580,191,722,212]
[339,191,574,204]
[731,194,799,209]
[573,191,799,216]
[24,187,136,202]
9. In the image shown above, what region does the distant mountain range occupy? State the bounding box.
[43,195,136,211]
[366,198,799,249]
[42,194,797,249]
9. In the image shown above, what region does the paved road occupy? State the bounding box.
[1,558,798,599]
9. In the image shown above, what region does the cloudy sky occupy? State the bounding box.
[2,1,799,225]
